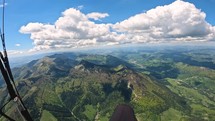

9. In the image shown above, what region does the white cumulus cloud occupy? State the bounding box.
[87,12,109,20]
[15,44,21,47]
[77,5,84,10]
[20,8,118,52]
[19,0,215,52]
[8,50,24,55]
[113,0,215,42]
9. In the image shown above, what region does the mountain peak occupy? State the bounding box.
[79,60,98,68]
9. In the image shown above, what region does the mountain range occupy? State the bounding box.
[0,49,215,121]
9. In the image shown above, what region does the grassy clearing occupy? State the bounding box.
[83,104,97,120]
[191,104,215,120]
[42,84,61,105]
[161,108,185,121]
[167,79,215,106]
[40,110,57,121]
[166,78,215,120]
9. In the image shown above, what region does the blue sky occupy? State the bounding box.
[1,0,215,55]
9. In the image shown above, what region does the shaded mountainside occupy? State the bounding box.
[1,53,191,121]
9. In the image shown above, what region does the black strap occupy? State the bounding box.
[0,0,33,120]
[0,53,17,99]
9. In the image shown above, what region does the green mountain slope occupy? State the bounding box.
[0,53,197,121]
[114,48,215,121]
